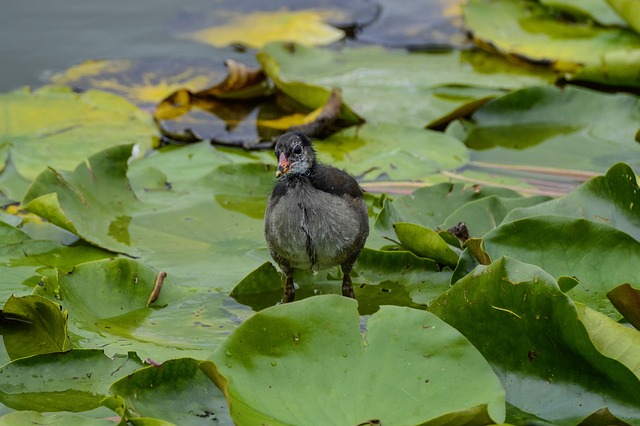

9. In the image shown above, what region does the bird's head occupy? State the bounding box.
[273,132,316,178]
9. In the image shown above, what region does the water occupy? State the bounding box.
[0,0,219,91]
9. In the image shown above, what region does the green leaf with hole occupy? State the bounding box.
[430,257,640,425]
[207,295,505,425]
[110,358,231,425]
[483,215,640,318]
[0,294,70,360]
[0,349,143,412]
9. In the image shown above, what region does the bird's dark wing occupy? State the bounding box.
[309,164,363,198]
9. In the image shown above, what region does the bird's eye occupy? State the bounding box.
[293,145,302,155]
[274,150,280,159]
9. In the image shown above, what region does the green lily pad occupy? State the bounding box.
[207,295,505,425]
[0,349,144,412]
[33,257,242,362]
[505,163,640,241]
[607,0,640,33]
[0,86,158,199]
[482,215,640,317]
[464,0,640,87]
[23,142,273,290]
[440,194,551,238]
[461,85,640,174]
[110,358,232,425]
[0,411,117,426]
[258,42,555,128]
[374,182,523,242]
[0,220,112,305]
[540,0,627,26]
[232,248,452,311]
[430,257,640,425]
[320,124,470,181]
[393,222,460,267]
[0,294,70,360]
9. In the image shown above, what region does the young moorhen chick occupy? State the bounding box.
[264,132,369,303]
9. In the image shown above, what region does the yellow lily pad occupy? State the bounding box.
[184,10,345,48]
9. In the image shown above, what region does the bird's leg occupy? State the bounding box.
[282,275,295,303]
[341,264,355,299]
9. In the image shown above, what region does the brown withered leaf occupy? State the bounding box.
[607,283,640,330]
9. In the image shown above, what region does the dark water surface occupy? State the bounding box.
[0,0,218,91]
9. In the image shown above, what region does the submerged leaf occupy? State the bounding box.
[208,295,505,425]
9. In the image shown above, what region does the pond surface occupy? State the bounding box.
[0,0,218,91]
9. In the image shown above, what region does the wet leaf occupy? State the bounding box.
[321,124,469,181]
[483,216,640,318]
[607,284,640,330]
[49,57,253,107]
[461,86,640,174]
[232,248,452,312]
[33,257,241,362]
[0,349,143,412]
[207,295,505,425]
[0,86,158,197]
[0,295,69,360]
[464,0,640,87]
[259,43,555,128]
[110,358,231,425]
[184,10,345,49]
[430,257,640,425]
[24,141,276,291]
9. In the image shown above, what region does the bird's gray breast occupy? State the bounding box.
[266,183,365,271]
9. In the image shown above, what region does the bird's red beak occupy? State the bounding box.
[275,152,290,177]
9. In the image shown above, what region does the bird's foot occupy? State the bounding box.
[342,274,355,299]
[282,276,295,303]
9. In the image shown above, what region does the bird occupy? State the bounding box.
[264,132,369,303]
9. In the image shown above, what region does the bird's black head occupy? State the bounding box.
[273,132,316,178]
